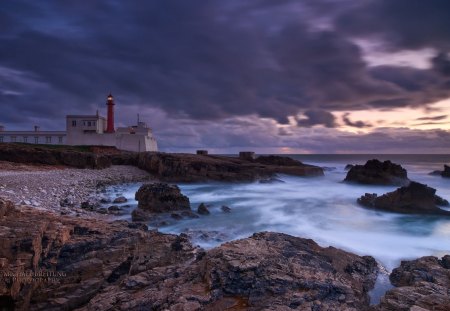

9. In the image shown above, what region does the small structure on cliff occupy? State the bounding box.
[0,94,158,152]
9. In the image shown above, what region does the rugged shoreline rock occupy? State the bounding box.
[345,159,409,185]
[357,181,450,216]
[373,255,450,310]
[1,198,449,310]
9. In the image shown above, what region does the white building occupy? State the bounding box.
[0,126,66,145]
[0,94,158,152]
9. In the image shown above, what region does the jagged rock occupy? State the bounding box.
[221,205,231,213]
[0,199,198,311]
[429,170,443,176]
[345,159,409,185]
[357,181,450,215]
[135,183,190,213]
[113,196,127,203]
[80,232,379,311]
[374,255,450,310]
[197,203,210,215]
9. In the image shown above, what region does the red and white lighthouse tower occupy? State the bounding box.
[105,93,115,133]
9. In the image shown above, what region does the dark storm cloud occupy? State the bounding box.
[336,0,450,51]
[342,113,371,128]
[297,110,336,128]
[1,0,450,131]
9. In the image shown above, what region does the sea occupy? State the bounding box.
[103,154,450,303]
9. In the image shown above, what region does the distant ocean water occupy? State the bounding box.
[104,154,450,302]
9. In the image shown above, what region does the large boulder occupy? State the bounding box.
[374,255,450,310]
[135,183,190,213]
[345,159,409,185]
[357,181,450,215]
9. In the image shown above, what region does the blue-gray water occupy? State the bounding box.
[105,154,450,302]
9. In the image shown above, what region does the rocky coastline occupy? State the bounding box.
[0,198,449,310]
[0,145,449,310]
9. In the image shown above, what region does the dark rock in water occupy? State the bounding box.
[442,164,450,178]
[345,164,354,171]
[374,255,450,310]
[344,159,409,185]
[113,196,127,203]
[259,177,285,184]
[197,203,210,215]
[135,183,190,213]
[357,181,450,215]
[126,222,148,231]
[108,205,120,212]
[254,155,303,166]
[100,197,111,204]
[429,170,443,176]
[221,205,231,213]
[171,213,182,220]
[180,210,200,218]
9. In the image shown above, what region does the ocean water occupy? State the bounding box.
[106,154,450,272]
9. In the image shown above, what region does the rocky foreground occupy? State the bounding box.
[0,198,449,310]
[0,143,324,182]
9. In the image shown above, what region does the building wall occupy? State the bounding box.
[0,132,67,144]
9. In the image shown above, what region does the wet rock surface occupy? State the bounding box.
[345,159,409,185]
[373,256,450,311]
[137,152,324,182]
[357,181,450,215]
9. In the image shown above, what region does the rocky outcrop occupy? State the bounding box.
[429,164,450,178]
[374,255,450,311]
[197,203,210,215]
[345,159,409,185]
[135,183,190,213]
[357,181,450,215]
[137,152,323,182]
[0,198,198,311]
[81,232,379,311]
[132,183,191,221]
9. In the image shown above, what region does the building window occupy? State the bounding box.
[34,136,39,144]
[72,120,77,127]
[93,121,96,126]
[0,136,3,143]
[23,136,28,143]
[88,121,91,126]
[46,136,51,144]
[58,136,63,144]
[11,136,16,143]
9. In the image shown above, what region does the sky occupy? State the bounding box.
[1,0,450,153]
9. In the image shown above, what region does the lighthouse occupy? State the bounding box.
[105,93,115,133]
